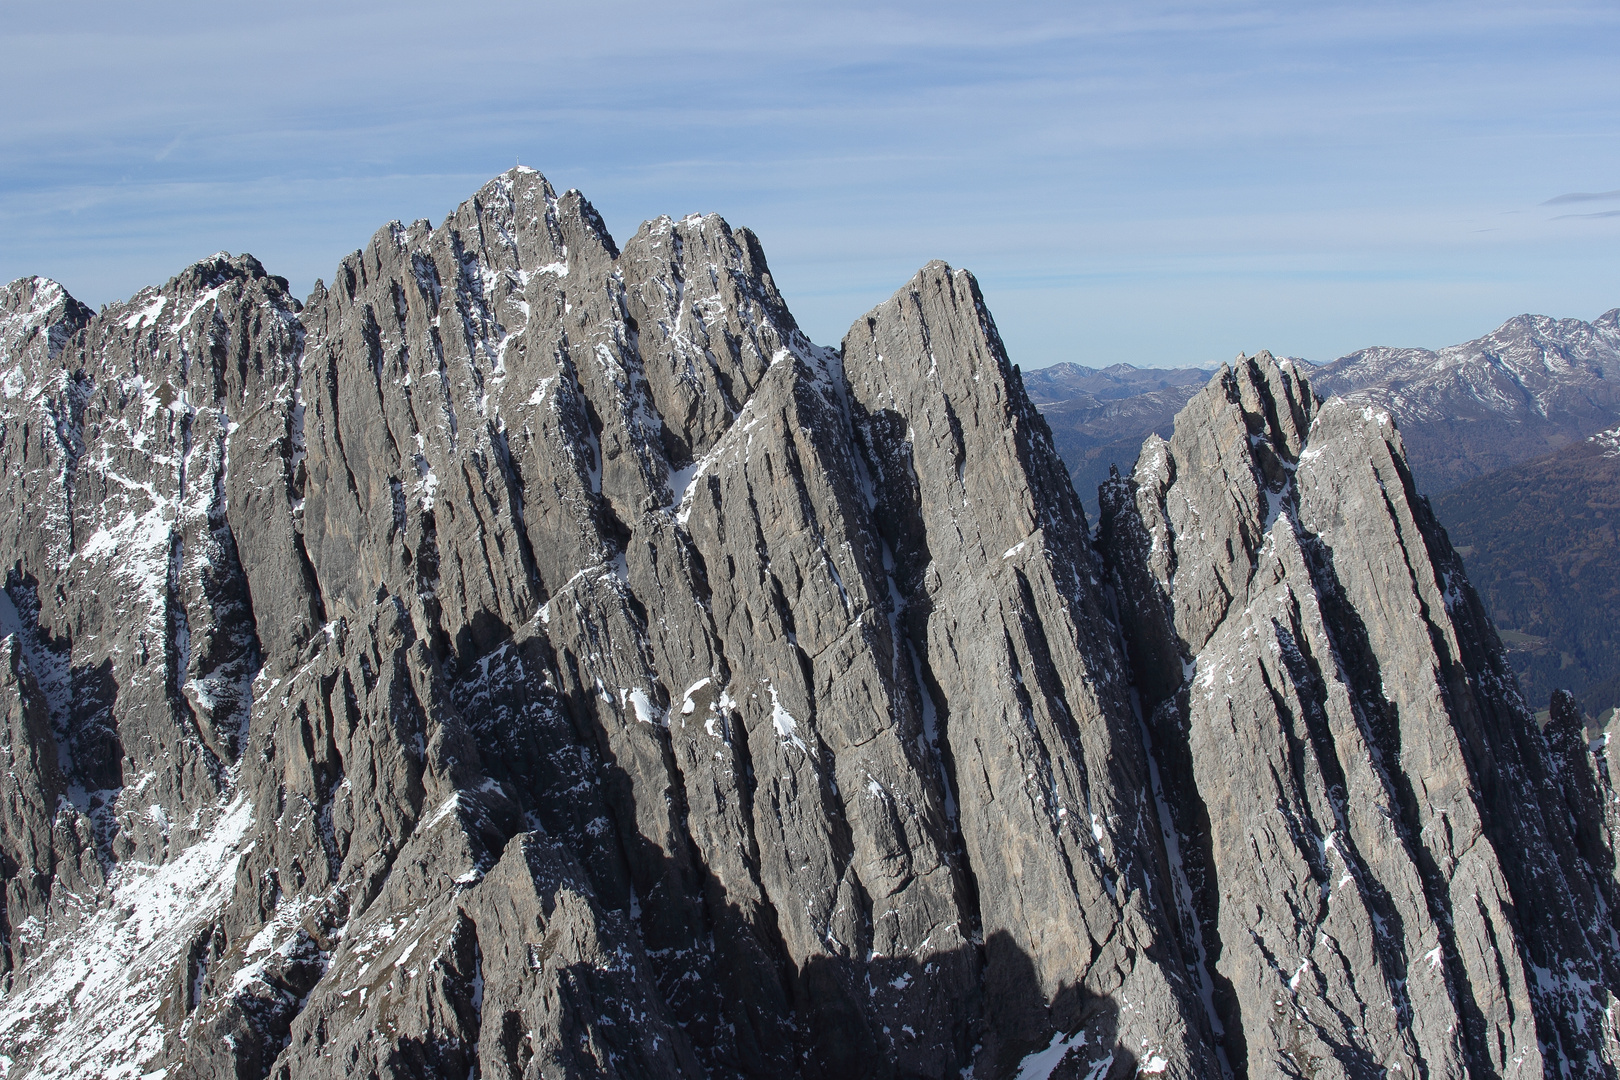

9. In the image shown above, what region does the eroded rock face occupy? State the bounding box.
[1101,354,1620,1077]
[1,172,1617,1079]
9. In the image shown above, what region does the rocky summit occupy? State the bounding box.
[1,169,1619,1079]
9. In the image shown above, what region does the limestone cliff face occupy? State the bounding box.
[0,171,1616,1079]
[1100,355,1620,1077]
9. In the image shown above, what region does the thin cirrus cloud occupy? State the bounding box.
[1543,189,1620,204]
[1,0,1617,368]
[1544,187,1620,221]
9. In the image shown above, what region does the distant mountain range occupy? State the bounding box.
[1038,310,1620,510]
[1313,310,1620,492]
[1021,363,1215,516]
[1033,307,1620,714]
[1018,361,1215,405]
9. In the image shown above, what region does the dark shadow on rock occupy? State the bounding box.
[974,928,1136,1080]
[440,607,1145,1080]
[70,655,124,791]
[546,661,1139,1079]
[1295,510,1506,1070]
[1095,473,1245,1072]
[377,916,482,1080]
[1545,690,1619,920]
[172,921,331,1080]
[5,568,125,863]
[547,643,804,1077]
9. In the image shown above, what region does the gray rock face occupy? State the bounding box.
[840,267,1218,1075]
[1,172,1618,1079]
[1101,354,1620,1077]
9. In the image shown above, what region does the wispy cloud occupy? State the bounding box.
[1544,189,1620,205]
[1554,209,1620,220]
[153,130,188,162]
[3,0,1618,367]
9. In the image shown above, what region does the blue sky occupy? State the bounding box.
[2,0,1616,368]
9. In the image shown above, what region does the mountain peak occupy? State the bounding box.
[4,171,1620,1079]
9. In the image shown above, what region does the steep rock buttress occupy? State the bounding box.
[1100,354,1620,1077]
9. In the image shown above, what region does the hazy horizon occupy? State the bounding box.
[3,1,1616,369]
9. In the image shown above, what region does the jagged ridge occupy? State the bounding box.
[0,170,1617,1080]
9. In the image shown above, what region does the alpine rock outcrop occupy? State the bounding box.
[0,169,1617,1079]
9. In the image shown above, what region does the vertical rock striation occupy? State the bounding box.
[1100,353,1620,1077]
[1,172,1617,1079]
